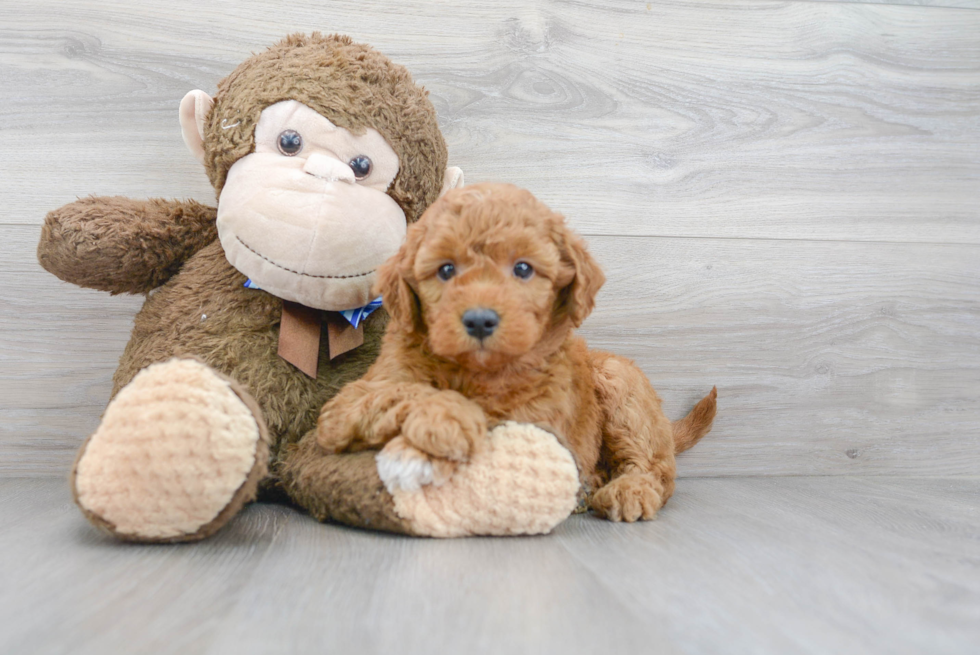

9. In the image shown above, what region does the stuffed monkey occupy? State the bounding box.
[37,34,579,542]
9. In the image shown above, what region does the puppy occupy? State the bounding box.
[317,183,717,521]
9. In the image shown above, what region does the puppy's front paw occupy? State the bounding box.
[375,437,457,493]
[401,391,487,462]
[315,409,352,453]
[591,473,664,522]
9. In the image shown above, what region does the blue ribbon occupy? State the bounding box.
[340,296,384,329]
[245,280,382,328]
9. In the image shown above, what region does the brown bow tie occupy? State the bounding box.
[277,300,364,378]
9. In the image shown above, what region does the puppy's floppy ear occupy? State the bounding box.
[556,228,605,327]
[373,222,426,334]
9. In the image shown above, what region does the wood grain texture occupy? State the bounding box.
[1,477,977,655]
[810,0,980,8]
[2,0,979,242]
[2,3,977,652]
[2,2,979,476]
[4,224,978,477]
[585,235,980,477]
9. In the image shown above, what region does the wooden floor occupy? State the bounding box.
[1,0,978,653]
[1,476,978,655]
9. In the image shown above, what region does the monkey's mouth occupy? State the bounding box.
[235,236,376,280]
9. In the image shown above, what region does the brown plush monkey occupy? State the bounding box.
[37,34,579,542]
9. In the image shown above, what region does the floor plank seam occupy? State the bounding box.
[9,222,980,249]
[576,233,980,248]
[791,0,980,11]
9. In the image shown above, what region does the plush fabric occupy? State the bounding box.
[179,90,213,164]
[380,423,581,537]
[250,100,401,192]
[279,432,414,534]
[72,358,270,542]
[39,34,581,542]
[37,197,217,294]
[203,33,447,224]
[280,422,580,538]
[107,240,387,468]
[217,153,406,309]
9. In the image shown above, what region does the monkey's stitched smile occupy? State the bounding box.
[235,236,375,280]
[211,100,410,311]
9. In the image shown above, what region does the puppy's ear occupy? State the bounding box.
[374,223,426,334]
[556,229,605,328]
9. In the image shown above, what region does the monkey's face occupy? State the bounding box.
[215,100,406,310]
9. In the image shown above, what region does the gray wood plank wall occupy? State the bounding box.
[1,0,978,477]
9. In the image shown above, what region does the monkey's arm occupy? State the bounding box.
[37,197,218,294]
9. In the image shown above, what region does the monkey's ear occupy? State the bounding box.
[373,225,426,334]
[179,90,214,165]
[439,167,464,197]
[557,230,606,328]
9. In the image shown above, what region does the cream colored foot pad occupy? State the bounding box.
[73,359,261,539]
[377,422,580,538]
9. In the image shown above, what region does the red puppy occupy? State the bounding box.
[317,183,716,521]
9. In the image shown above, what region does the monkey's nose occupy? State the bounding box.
[462,308,499,340]
[303,153,355,184]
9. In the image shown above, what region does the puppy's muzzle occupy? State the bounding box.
[461,308,499,340]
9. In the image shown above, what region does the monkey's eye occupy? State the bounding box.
[277,130,303,156]
[349,155,373,179]
[437,263,456,281]
[513,261,534,280]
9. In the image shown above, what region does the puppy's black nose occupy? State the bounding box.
[462,308,499,340]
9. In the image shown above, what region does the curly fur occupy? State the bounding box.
[316,183,718,521]
[36,34,452,536]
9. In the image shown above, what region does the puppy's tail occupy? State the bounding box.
[672,387,717,454]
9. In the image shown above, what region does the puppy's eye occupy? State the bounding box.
[349,155,372,179]
[513,261,534,280]
[277,130,303,156]
[437,263,456,281]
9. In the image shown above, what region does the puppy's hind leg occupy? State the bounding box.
[589,354,677,522]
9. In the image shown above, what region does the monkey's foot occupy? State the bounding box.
[375,422,580,537]
[72,358,269,542]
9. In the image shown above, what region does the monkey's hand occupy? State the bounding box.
[37,197,217,294]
